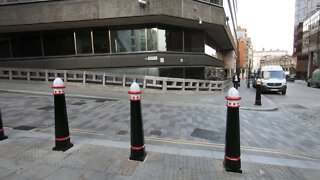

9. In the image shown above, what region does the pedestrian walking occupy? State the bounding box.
[232,74,240,89]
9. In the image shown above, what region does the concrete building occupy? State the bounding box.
[0,0,238,80]
[293,0,320,79]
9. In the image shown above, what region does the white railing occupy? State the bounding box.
[0,68,231,92]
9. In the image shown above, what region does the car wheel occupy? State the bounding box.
[307,82,310,87]
[282,91,286,95]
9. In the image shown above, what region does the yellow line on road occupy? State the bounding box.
[145,137,320,161]
[28,127,320,161]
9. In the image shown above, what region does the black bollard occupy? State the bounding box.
[129,82,147,161]
[0,108,8,141]
[52,78,73,151]
[254,78,262,106]
[224,87,242,173]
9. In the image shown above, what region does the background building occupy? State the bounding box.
[252,49,289,72]
[260,55,297,76]
[0,0,238,80]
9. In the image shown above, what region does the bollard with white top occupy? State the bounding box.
[224,87,242,173]
[255,78,262,106]
[52,78,73,151]
[0,108,8,141]
[128,82,147,161]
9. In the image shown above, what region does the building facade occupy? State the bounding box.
[236,26,252,79]
[0,0,237,80]
[293,0,320,79]
[260,55,297,75]
[252,49,289,72]
[301,9,320,79]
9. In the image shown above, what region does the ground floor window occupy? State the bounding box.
[0,24,217,59]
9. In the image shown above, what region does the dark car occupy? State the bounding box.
[307,69,320,88]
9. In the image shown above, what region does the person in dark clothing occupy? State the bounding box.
[232,74,240,89]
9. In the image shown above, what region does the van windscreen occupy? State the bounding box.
[262,71,283,79]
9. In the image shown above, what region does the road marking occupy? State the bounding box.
[145,137,320,161]
[27,127,320,161]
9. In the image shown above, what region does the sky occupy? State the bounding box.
[237,0,295,54]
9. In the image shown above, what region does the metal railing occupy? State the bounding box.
[0,68,231,92]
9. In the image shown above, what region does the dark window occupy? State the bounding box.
[11,32,42,57]
[76,30,92,54]
[0,36,10,58]
[159,67,184,78]
[158,27,183,52]
[184,30,204,52]
[185,67,204,79]
[93,29,110,53]
[43,30,75,56]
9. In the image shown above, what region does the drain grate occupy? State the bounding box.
[72,102,86,106]
[191,128,224,142]
[285,104,307,109]
[150,130,161,136]
[38,105,54,111]
[13,125,36,131]
[117,130,128,135]
[95,99,117,103]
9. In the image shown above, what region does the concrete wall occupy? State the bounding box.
[0,0,225,29]
[0,52,223,70]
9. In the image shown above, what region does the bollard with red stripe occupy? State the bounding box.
[0,108,8,141]
[52,78,73,151]
[254,78,262,106]
[224,87,242,173]
[129,82,147,161]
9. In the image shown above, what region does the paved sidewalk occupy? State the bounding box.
[0,79,319,180]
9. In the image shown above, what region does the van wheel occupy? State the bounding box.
[282,91,286,95]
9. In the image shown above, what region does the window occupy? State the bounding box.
[11,32,42,57]
[110,29,146,53]
[76,30,92,54]
[158,27,183,52]
[0,36,10,58]
[43,30,75,56]
[184,30,204,52]
[93,29,110,53]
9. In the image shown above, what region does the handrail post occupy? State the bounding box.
[83,71,86,84]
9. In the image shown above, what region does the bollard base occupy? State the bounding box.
[0,133,8,141]
[254,101,262,106]
[130,147,147,162]
[53,139,73,152]
[223,158,242,173]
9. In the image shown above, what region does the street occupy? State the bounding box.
[0,80,319,179]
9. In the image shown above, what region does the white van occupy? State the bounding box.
[254,65,287,95]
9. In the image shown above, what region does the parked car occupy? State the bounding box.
[307,68,320,88]
[286,74,295,82]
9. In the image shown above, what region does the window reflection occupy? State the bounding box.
[93,29,110,53]
[147,28,157,51]
[76,30,92,54]
[110,29,146,53]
